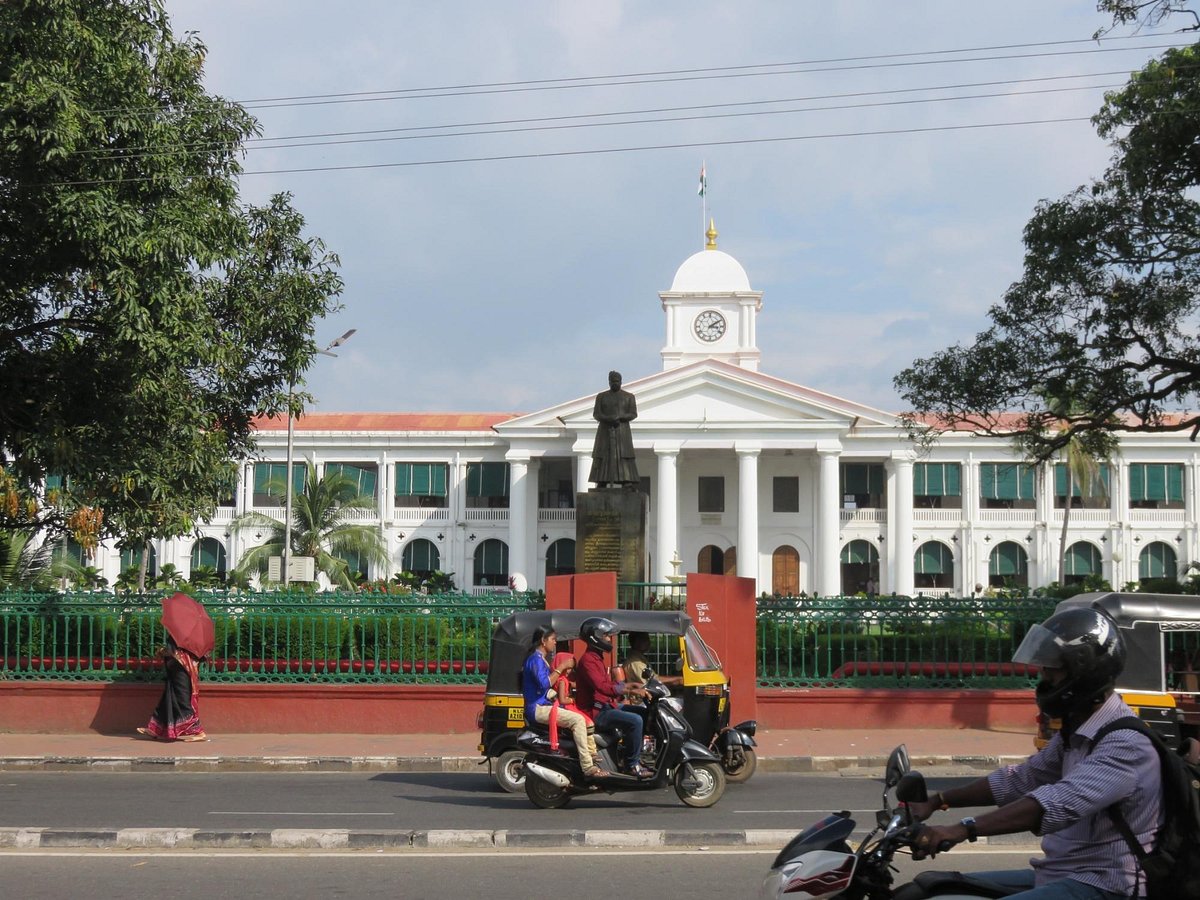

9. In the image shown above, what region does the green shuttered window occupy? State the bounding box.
[402,539,440,572]
[467,462,509,498]
[840,540,878,565]
[1065,542,1101,577]
[1140,542,1176,579]
[254,463,306,498]
[1054,463,1109,498]
[979,463,1036,500]
[914,463,961,496]
[988,541,1027,576]
[326,463,377,498]
[395,463,448,497]
[841,463,885,495]
[914,541,952,574]
[1129,464,1184,503]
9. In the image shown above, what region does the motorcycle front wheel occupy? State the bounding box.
[674,761,726,808]
[723,747,757,783]
[525,772,571,809]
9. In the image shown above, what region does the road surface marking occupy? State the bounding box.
[208,811,394,816]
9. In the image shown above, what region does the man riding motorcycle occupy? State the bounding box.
[574,617,652,778]
[907,607,1163,899]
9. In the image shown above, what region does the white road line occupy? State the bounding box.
[207,811,395,816]
[0,848,1037,859]
[732,809,877,814]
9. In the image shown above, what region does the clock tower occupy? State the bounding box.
[660,220,763,371]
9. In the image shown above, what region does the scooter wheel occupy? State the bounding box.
[525,772,571,809]
[493,750,526,793]
[674,761,726,808]
[723,747,757,784]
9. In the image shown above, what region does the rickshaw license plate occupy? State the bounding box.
[508,708,524,721]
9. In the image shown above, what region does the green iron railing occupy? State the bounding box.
[757,595,1058,689]
[8,588,1163,690]
[0,590,541,684]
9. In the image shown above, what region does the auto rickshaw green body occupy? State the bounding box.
[1035,592,1200,750]
[477,609,731,791]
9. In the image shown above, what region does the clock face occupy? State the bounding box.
[694,310,726,343]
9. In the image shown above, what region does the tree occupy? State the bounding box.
[0,1,343,551]
[233,463,389,590]
[894,36,1200,460]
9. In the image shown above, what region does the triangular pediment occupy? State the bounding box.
[496,360,900,438]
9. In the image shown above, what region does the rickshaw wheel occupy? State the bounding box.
[494,750,526,793]
[674,761,726,808]
[525,773,571,809]
[723,747,757,783]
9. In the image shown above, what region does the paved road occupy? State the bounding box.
[0,770,995,833]
[0,847,1040,900]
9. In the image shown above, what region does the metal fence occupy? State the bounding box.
[0,588,1070,689]
[757,595,1058,689]
[0,590,541,685]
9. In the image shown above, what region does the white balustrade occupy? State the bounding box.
[537,508,576,523]
[838,508,887,525]
[466,508,509,523]
[978,509,1036,524]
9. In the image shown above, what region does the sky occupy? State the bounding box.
[162,1,1189,417]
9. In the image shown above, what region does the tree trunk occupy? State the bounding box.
[137,541,149,592]
[1058,470,1073,584]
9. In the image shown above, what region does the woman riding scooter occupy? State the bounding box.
[575,617,652,778]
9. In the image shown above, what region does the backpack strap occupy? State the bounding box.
[1087,716,1157,867]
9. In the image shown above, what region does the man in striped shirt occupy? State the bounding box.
[909,607,1163,899]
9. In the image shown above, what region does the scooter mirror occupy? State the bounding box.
[884,744,910,788]
[876,809,893,829]
[894,771,929,804]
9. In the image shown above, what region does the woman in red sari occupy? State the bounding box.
[137,634,208,742]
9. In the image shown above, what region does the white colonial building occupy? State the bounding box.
[92,228,1200,596]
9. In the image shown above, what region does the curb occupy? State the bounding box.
[0,827,1039,851]
[0,754,1029,773]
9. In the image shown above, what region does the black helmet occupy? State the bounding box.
[1013,607,1126,720]
[580,617,617,653]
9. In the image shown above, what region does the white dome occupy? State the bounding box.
[669,249,751,292]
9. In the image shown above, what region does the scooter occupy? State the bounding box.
[517,677,727,808]
[712,720,758,783]
[760,744,1024,899]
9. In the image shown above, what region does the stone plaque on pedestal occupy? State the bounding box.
[576,489,648,584]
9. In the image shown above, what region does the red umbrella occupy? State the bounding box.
[161,592,215,659]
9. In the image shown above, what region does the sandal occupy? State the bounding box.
[178,733,210,742]
[583,766,610,779]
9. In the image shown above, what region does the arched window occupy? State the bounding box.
[474,539,509,587]
[120,544,157,578]
[1064,542,1102,586]
[840,539,880,596]
[189,537,227,577]
[914,541,954,590]
[1139,541,1178,584]
[54,537,87,566]
[401,538,440,578]
[771,546,800,597]
[697,545,724,575]
[988,541,1028,589]
[545,539,575,577]
[723,546,737,576]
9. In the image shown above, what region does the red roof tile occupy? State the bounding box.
[252,412,522,433]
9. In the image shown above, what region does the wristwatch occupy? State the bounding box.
[959,816,979,843]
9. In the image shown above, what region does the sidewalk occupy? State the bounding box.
[0,726,1039,852]
[0,725,1037,772]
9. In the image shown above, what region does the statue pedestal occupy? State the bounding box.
[575,489,648,584]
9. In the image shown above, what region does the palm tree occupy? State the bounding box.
[1020,390,1118,585]
[233,461,388,590]
[0,530,95,591]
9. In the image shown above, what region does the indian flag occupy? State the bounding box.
[698,164,707,197]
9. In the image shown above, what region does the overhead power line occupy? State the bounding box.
[232,34,1185,106]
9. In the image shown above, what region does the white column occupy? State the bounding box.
[507,456,530,590]
[654,444,680,583]
[817,447,841,597]
[891,457,914,597]
[736,444,760,588]
[240,462,254,514]
[574,451,591,496]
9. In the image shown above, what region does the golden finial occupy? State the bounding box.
[705,218,718,250]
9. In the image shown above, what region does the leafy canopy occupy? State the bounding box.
[895,30,1200,459]
[0,0,343,545]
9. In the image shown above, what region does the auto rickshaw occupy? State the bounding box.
[477,608,757,792]
[1034,592,1200,750]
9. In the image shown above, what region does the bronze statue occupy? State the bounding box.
[590,370,639,488]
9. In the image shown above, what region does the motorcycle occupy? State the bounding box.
[517,676,727,808]
[761,744,1023,899]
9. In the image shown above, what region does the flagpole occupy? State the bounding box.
[700,161,707,248]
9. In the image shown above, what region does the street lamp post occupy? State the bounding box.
[282,328,356,589]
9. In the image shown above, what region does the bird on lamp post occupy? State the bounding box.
[283,328,356,589]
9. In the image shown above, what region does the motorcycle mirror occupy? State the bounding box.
[894,771,929,804]
[884,744,911,788]
[876,809,893,829]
